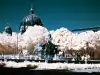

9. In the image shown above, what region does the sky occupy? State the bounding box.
[0,0,100,32]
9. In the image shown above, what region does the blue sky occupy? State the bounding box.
[0,0,100,32]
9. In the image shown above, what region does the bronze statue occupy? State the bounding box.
[41,33,59,60]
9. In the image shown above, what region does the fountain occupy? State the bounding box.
[40,33,59,63]
[34,43,42,60]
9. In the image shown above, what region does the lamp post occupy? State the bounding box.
[85,42,89,64]
[15,32,19,59]
[17,32,18,54]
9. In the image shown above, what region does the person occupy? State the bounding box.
[75,51,81,63]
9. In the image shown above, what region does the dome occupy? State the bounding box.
[20,14,43,26]
[19,8,43,34]
[4,26,12,36]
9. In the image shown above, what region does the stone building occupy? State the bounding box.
[19,7,43,34]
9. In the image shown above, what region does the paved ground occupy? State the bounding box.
[71,68,100,73]
[0,68,99,75]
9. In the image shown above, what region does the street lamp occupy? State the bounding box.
[17,32,18,54]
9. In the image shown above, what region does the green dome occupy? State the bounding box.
[4,26,12,35]
[19,8,43,34]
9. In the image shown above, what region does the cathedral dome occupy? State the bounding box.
[19,7,43,34]
[20,8,43,26]
[4,26,12,36]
